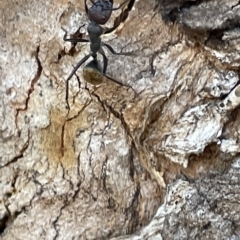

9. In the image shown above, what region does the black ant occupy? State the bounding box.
[63,0,136,109]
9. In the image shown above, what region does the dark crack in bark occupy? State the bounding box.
[124,183,141,234]
[15,46,42,127]
[52,204,65,240]
[0,129,30,168]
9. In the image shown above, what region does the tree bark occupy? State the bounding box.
[1,0,240,239]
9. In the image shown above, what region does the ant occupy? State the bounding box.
[63,0,136,109]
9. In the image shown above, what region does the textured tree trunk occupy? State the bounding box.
[1,0,240,239]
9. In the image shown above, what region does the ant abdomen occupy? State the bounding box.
[83,59,104,85]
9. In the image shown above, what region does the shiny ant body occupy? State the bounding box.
[63,0,135,109]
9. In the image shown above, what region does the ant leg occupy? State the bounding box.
[104,74,137,96]
[99,48,134,88]
[102,42,133,56]
[89,0,96,5]
[62,27,89,43]
[103,0,130,11]
[73,69,81,89]
[85,0,96,14]
[65,54,91,109]
[104,74,130,87]
[99,48,122,84]
[85,0,89,14]
[118,0,135,11]
[104,0,135,35]
[64,37,89,43]
[99,48,108,74]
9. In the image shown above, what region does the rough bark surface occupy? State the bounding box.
[1,0,240,239]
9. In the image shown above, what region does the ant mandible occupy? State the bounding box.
[63,0,135,109]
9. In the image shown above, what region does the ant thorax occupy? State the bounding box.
[87,22,103,39]
[87,22,103,53]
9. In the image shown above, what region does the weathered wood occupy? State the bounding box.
[1,0,240,239]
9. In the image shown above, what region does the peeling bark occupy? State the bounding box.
[1,0,240,239]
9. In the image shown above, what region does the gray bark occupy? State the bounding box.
[1,0,240,239]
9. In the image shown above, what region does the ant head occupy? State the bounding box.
[83,59,104,85]
[88,0,113,25]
